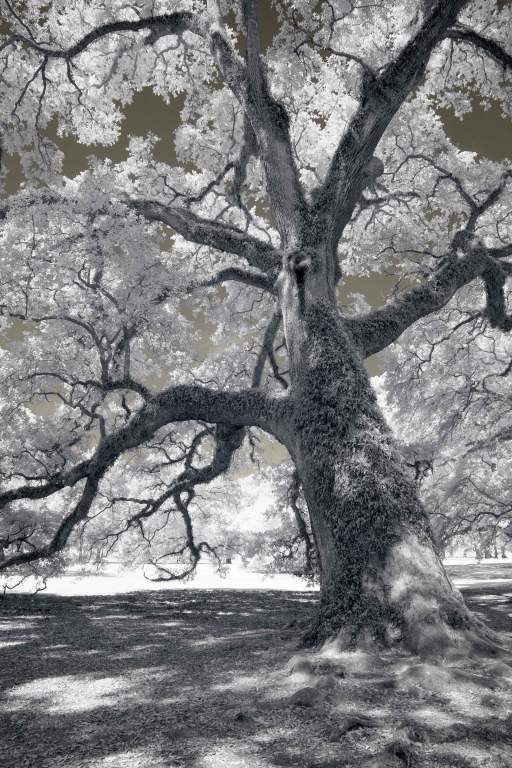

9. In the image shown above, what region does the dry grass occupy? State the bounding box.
[0,564,511,768]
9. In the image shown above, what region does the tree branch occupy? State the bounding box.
[143,424,244,580]
[5,3,307,247]
[348,170,512,356]
[347,242,512,358]
[0,192,281,279]
[90,421,244,581]
[1,13,201,59]
[0,380,291,573]
[251,310,288,389]
[446,25,512,71]
[346,252,484,357]
[129,199,280,277]
[239,0,308,247]
[0,472,103,571]
[187,266,274,294]
[0,383,290,514]
[229,114,257,207]
[482,261,512,332]
[311,0,468,251]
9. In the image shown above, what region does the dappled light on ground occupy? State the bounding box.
[77,748,171,768]
[0,563,511,767]
[3,674,134,714]
[197,741,274,767]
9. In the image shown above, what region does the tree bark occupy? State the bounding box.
[278,255,494,656]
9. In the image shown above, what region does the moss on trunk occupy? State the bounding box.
[285,299,496,656]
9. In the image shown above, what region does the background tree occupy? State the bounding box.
[0,0,511,654]
[381,282,512,558]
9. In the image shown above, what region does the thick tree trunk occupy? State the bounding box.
[278,257,495,656]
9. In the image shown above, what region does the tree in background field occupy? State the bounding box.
[380,283,512,560]
[0,0,511,653]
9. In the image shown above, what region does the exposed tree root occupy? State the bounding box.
[303,531,510,662]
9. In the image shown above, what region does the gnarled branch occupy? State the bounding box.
[0,472,103,570]
[0,382,290,572]
[0,384,290,512]
[346,245,510,358]
[187,266,274,294]
[348,172,512,357]
[446,25,512,72]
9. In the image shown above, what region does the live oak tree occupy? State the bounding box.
[0,0,511,654]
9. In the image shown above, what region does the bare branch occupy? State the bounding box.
[96,422,244,577]
[446,25,512,72]
[142,424,244,580]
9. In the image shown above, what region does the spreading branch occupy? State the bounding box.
[0,192,280,283]
[89,423,244,582]
[0,382,289,572]
[348,172,512,357]
[143,424,244,581]
[187,266,274,295]
[0,384,288,511]
[446,25,512,72]
[3,3,307,247]
[311,0,468,250]
[0,472,103,570]
[130,199,280,277]
[347,245,511,358]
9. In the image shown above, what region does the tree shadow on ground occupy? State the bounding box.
[0,589,318,768]
[0,568,511,768]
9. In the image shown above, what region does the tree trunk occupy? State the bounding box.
[278,260,495,656]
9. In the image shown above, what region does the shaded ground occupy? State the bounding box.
[0,564,511,768]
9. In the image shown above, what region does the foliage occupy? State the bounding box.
[380,282,512,554]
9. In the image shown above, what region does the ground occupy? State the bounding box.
[0,563,511,768]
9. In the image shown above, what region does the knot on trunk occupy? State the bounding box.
[287,251,312,288]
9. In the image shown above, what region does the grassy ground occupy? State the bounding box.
[0,564,511,768]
